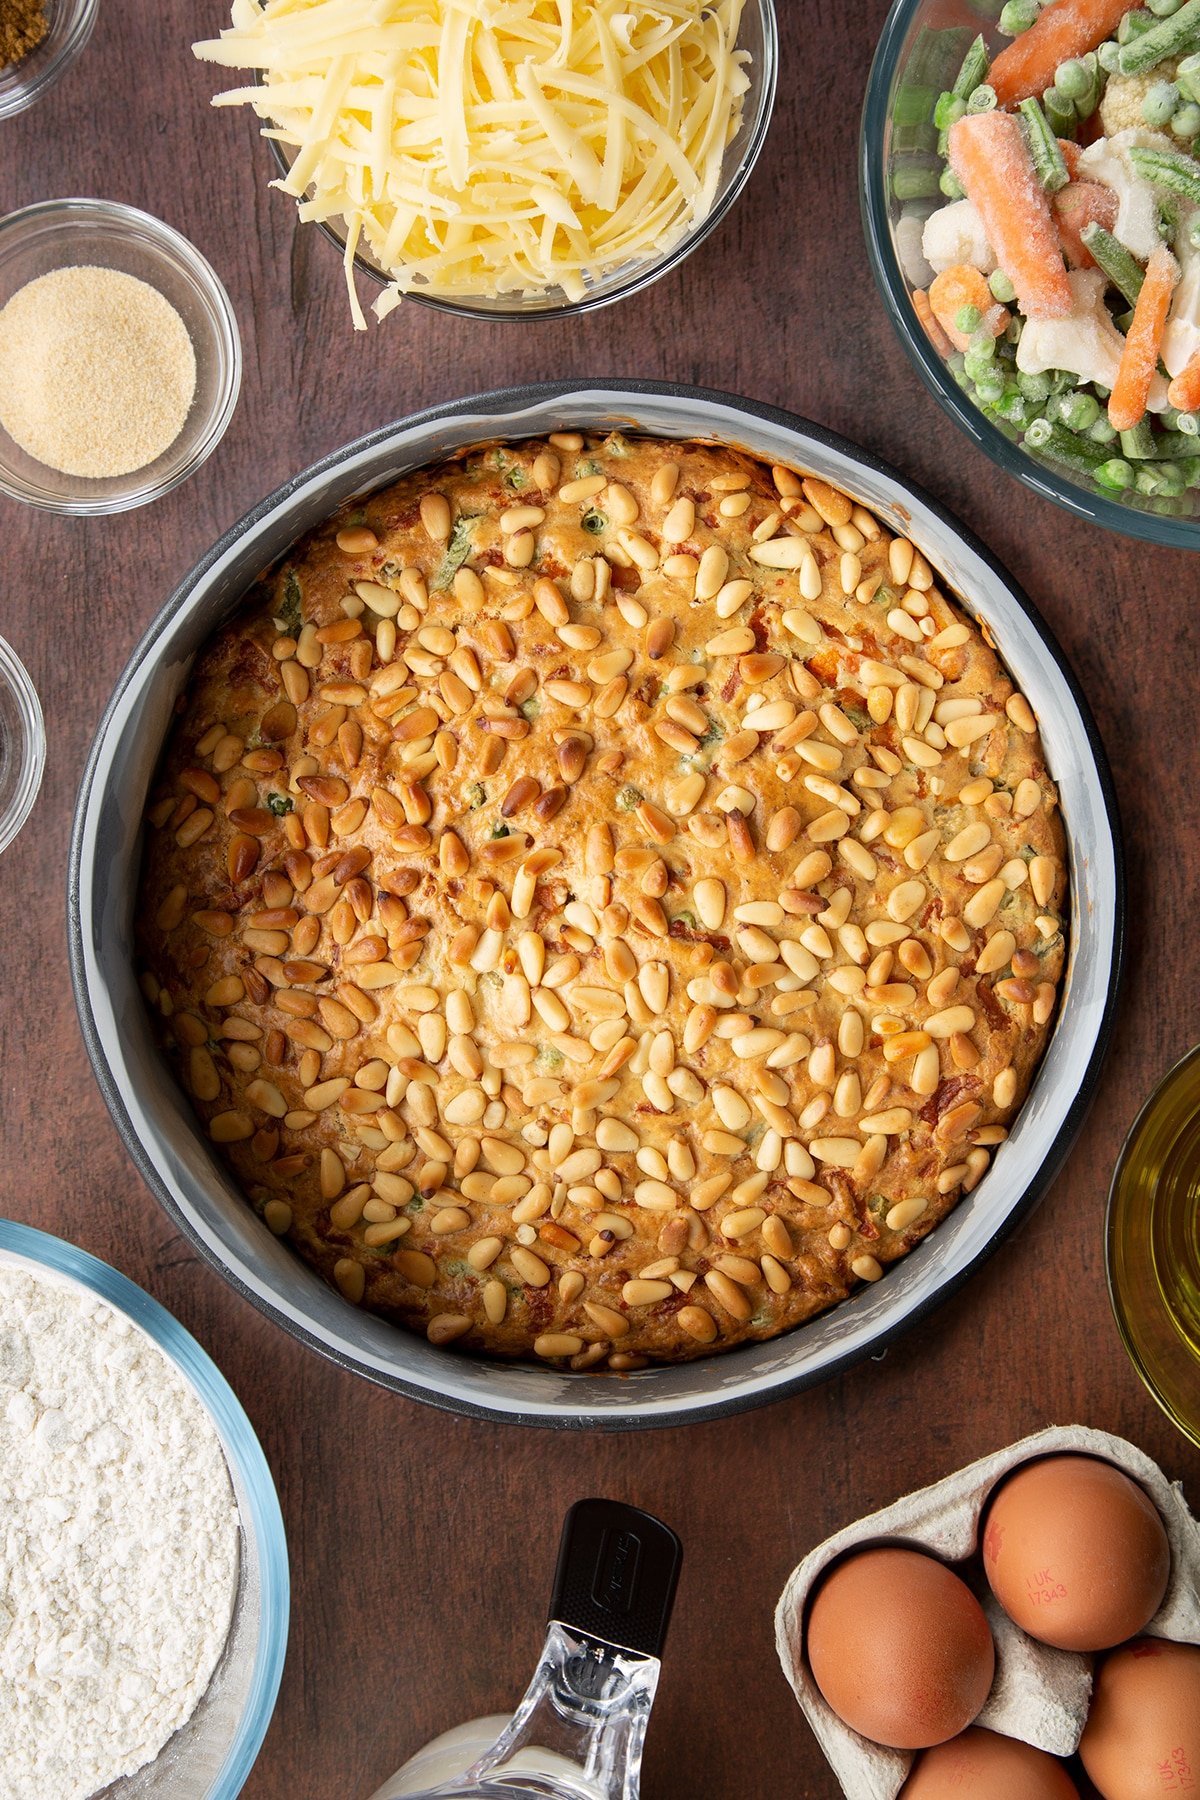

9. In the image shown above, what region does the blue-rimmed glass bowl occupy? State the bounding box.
[861,0,1200,547]
[0,1219,288,1797]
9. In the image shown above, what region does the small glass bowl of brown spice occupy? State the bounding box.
[0,198,241,514]
[0,0,98,120]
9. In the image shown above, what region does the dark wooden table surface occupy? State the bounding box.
[4,3,1199,1795]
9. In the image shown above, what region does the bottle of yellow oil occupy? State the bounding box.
[1107,1045,1200,1449]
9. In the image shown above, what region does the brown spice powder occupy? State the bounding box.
[0,0,48,71]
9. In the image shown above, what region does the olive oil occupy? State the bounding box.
[1107,1045,1200,1449]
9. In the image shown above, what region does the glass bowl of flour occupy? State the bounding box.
[0,1219,288,1798]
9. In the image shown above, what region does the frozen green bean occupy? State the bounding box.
[952,34,990,99]
[1118,0,1200,74]
[1018,96,1070,189]
[1128,142,1200,200]
[1120,420,1158,458]
[1025,417,1112,470]
[1080,223,1146,305]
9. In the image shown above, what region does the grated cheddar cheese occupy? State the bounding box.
[194,0,752,327]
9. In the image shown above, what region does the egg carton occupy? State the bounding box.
[774,1424,1200,1800]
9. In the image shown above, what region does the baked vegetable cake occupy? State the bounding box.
[136,431,1068,1370]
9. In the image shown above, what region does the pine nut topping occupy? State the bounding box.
[139,433,1066,1371]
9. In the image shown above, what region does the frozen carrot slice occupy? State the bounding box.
[929,264,1010,348]
[1167,347,1200,411]
[1109,242,1179,431]
[948,113,1073,320]
[912,287,954,357]
[1053,180,1119,268]
[1077,107,1106,149]
[989,0,1134,106]
[1058,138,1084,179]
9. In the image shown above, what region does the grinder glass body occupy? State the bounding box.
[369,1500,682,1800]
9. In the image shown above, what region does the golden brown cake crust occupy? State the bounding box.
[136,432,1067,1371]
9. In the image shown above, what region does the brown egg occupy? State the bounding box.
[981,1455,1170,1651]
[902,1726,1080,1796]
[806,1546,995,1749]
[1080,1639,1200,1799]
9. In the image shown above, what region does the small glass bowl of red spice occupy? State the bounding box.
[0,0,98,120]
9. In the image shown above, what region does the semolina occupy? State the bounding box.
[0,265,195,479]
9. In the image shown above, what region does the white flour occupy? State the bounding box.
[0,1257,241,1799]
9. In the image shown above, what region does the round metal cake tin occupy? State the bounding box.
[69,381,1125,1430]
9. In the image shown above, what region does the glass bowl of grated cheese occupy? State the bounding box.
[0,198,241,514]
[195,0,778,325]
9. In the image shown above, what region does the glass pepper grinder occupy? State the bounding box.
[370,1499,682,1800]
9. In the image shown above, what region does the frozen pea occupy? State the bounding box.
[934,91,967,129]
[999,0,1040,31]
[997,391,1031,425]
[1061,391,1101,432]
[1055,56,1093,97]
[1143,79,1180,125]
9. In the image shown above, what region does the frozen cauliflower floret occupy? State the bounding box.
[921,199,997,275]
[896,211,935,288]
[1078,127,1173,259]
[1098,61,1180,136]
[1163,221,1200,376]
[1017,267,1169,409]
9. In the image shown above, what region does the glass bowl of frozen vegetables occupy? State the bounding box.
[862,0,1200,543]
